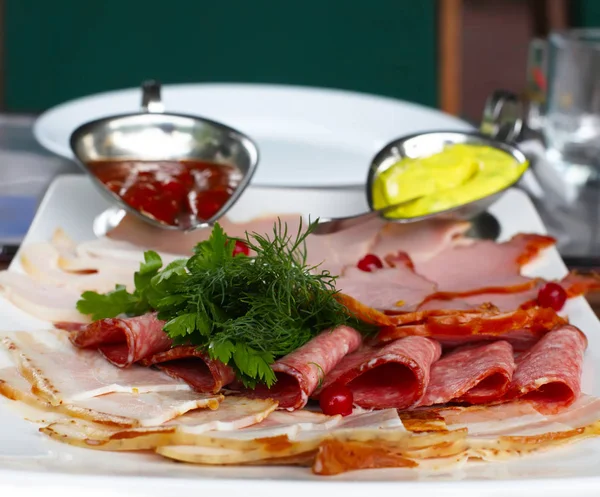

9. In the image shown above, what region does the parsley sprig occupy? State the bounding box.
[76,219,360,387]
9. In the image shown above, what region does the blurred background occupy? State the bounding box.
[1,0,600,266]
[0,0,591,119]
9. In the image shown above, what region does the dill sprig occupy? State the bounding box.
[77,218,362,388]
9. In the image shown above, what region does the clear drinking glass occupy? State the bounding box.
[535,30,600,179]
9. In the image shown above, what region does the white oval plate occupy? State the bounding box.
[33,83,472,187]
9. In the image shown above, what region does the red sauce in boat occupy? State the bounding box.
[88,159,242,226]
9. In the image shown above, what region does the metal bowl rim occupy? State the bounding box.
[365,130,529,222]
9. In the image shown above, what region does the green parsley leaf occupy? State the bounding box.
[76,284,139,320]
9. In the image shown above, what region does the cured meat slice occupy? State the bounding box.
[560,272,600,298]
[418,341,515,407]
[68,313,171,367]
[320,337,441,409]
[19,242,134,293]
[1,330,190,405]
[0,366,220,427]
[0,271,89,324]
[238,326,362,410]
[372,219,471,263]
[108,213,303,256]
[414,233,555,296]
[335,293,395,326]
[156,409,405,466]
[335,265,436,312]
[417,272,600,313]
[140,346,235,394]
[378,306,566,350]
[509,324,587,413]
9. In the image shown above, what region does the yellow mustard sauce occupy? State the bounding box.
[371,143,528,218]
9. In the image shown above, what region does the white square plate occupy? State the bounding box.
[1,175,600,497]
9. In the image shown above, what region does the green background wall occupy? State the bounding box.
[4,0,438,112]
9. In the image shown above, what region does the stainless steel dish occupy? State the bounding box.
[312,130,528,235]
[70,81,259,231]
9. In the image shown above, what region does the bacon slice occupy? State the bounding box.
[378,307,566,350]
[414,233,555,297]
[237,326,362,410]
[319,337,441,409]
[140,346,235,394]
[335,265,436,312]
[19,242,135,293]
[1,330,190,406]
[0,271,89,323]
[0,365,222,428]
[40,397,278,450]
[508,324,587,413]
[67,313,171,368]
[418,341,515,407]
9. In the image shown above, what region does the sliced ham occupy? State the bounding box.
[418,341,516,407]
[508,324,587,413]
[371,219,471,264]
[417,272,600,313]
[319,337,441,410]
[140,346,235,394]
[378,306,566,350]
[414,233,555,297]
[107,213,303,256]
[67,313,171,368]
[335,264,436,312]
[238,326,362,410]
[1,330,190,406]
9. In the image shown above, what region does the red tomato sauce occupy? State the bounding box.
[88,159,242,226]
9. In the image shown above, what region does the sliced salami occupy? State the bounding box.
[239,326,363,410]
[140,346,235,394]
[508,324,587,413]
[418,341,515,407]
[69,313,171,368]
[320,337,441,410]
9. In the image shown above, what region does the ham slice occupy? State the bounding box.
[319,337,441,410]
[371,220,471,264]
[1,330,190,405]
[107,213,303,256]
[140,346,235,394]
[508,324,587,413]
[378,306,566,350]
[414,233,555,297]
[335,264,436,312]
[238,326,363,410]
[418,341,516,407]
[67,313,171,367]
[417,272,600,313]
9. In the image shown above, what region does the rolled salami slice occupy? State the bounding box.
[140,346,235,394]
[239,326,363,410]
[68,313,171,368]
[509,324,587,413]
[418,341,515,407]
[320,336,442,410]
